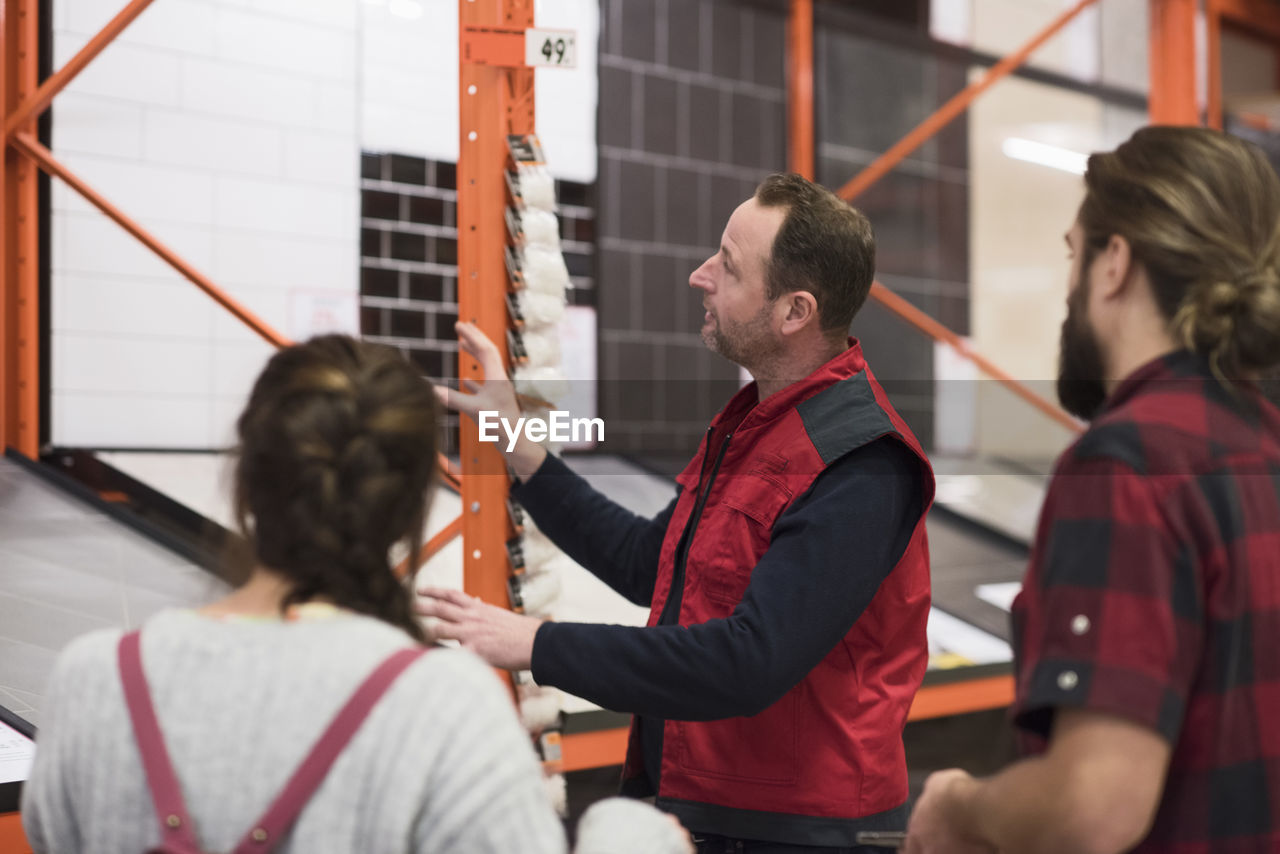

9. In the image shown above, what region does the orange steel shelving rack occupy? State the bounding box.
[2,0,1273,783]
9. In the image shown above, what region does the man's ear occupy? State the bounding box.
[1097,234,1135,299]
[778,290,819,336]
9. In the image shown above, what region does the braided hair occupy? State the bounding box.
[233,335,438,642]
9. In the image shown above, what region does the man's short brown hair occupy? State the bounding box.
[754,173,876,337]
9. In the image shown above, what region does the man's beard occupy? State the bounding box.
[1056,268,1109,421]
[702,302,779,369]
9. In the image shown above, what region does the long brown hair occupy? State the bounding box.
[233,335,438,641]
[1078,126,1280,382]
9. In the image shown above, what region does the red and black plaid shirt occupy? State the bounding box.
[1011,349,1280,853]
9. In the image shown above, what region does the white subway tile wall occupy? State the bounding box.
[52,0,361,448]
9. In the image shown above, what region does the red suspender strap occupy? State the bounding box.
[229,646,428,854]
[117,630,202,854]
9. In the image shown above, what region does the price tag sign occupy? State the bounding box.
[525,28,576,68]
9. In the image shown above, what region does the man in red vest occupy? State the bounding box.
[420,174,935,851]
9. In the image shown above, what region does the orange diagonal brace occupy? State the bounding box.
[3,0,156,139]
[10,132,290,349]
[13,132,461,485]
[871,282,1082,434]
[437,453,462,492]
[838,0,1101,202]
[394,513,463,579]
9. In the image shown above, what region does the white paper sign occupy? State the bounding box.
[290,290,360,341]
[525,28,576,68]
[0,720,34,785]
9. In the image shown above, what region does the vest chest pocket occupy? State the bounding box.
[696,472,795,607]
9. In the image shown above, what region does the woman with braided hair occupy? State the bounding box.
[22,335,690,854]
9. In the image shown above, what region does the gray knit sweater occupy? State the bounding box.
[21,609,568,853]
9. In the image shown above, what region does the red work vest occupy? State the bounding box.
[622,341,934,846]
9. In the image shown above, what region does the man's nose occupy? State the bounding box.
[689,259,713,291]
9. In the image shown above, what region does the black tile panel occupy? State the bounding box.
[709,174,753,239]
[673,264,706,335]
[662,167,702,248]
[363,189,400,220]
[618,160,658,243]
[406,272,448,303]
[687,84,723,163]
[596,249,633,331]
[730,92,765,169]
[436,306,459,328]
[619,0,657,63]
[661,344,704,424]
[361,306,386,336]
[361,267,399,299]
[852,301,934,383]
[557,180,591,208]
[752,9,786,88]
[667,0,702,73]
[390,231,426,263]
[564,251,593,278]
[710,1,741,79]
[389,154,427,185]
[436,162,456,190]
[407,196,445,225]
[409,348,445,379]
[599,65,633,149]
[361,227,382,258]
[643,74,679,157]
[389,308,427,338]
[435,237,458,266]
[572,217,596,243]
[761,98,786,173]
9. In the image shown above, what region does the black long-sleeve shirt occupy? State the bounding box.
[518,440,923,733]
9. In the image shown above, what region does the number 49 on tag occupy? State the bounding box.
[525,28,576,68]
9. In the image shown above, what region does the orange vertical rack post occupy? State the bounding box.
[1149,0,1200,125]
[457,0,535,609]
[1,0,41,459]
[787,0,815,180]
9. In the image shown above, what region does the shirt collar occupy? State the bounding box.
[1098,348,1207,415]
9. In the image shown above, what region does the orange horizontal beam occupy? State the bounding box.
[10,132,290,350]
[1214,0,1280,41]
[837,0,1101,203]
[907,674,1015,722]
[0,812,33,854]
[561,726,629,772]
[557,673,1018,772]
[3,0,156,139]
[870,281,1082,434]
[460,26,526,68]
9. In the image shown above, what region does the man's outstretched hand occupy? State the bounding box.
[416,586,544,671]
[436,321,546,480]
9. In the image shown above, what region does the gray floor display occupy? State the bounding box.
[0,458,228,726]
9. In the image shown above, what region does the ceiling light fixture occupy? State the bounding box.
[1001,137,1088,175]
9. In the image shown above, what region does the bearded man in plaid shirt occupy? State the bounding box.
[906,126,1280,854]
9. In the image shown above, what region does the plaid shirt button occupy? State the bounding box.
[1070,615,1091,635]
[1057,670,1079,690]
